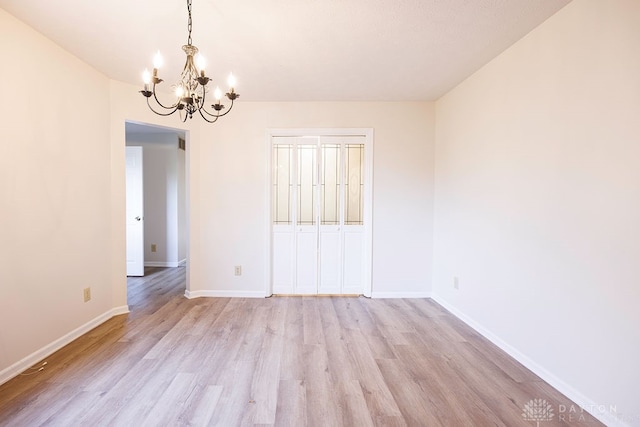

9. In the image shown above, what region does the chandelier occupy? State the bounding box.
[140,0,239,123]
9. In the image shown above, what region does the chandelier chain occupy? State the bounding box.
[187,0,193,46]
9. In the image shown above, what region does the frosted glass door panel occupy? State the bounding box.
[321,144,340,225]
[297,145,317,226]
[272,144,293,225]
[345,144,364,225]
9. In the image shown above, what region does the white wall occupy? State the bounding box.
[178,144,187,262]
[113,94,436,299]
[193,102,435,297]
[0,8,118,380]
[433,0,640,425]
[126,133,186,267]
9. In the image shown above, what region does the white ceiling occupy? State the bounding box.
[0,0,571,102]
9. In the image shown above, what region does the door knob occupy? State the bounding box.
[135,216,141,221]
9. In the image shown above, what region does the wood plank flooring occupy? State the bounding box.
[0,267,603,426]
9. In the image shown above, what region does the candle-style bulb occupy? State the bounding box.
[196,54,206,75]
[175,86,184,98]
[142,69,151,85]
[227,72,236,90]
[153,51,163,69]
[214,86,222,101]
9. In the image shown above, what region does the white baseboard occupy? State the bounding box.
[185,290,432,299]
[370,291,432,298]
[430,294,626,427]
[0,305,130,387]
[185,289,267,299]
[145,261,182,268]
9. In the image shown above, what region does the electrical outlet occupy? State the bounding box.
[83,287,91,302]
[151,244,157,252]
[234,266,242,276]
[453,276,459,290]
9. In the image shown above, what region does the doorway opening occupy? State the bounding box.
[125,121,188,301]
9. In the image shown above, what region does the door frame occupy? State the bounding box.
[265,128,374,297]
[124,120,190,293]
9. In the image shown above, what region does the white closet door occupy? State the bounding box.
[318,140,342,294]
[272,142,295,294]
[341,141,366,294]
[295,143,318,293]
[271,132,371,296]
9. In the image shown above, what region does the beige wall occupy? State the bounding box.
[109,89,436,301]
[0,8,114,378]
[196,102,435,297]
[433,0,640,423]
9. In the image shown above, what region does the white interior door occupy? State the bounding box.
[295,143,319,293]
[318,140,343,294]
[126,146,144,276]
[271,131,371,295]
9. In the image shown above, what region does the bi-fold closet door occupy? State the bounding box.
[271,134,370,295]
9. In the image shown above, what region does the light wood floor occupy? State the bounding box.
[0,267,602,426]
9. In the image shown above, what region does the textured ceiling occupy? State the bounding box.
[0,0,571,101]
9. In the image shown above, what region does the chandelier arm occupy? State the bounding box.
[220,97,236,116]
[199,106,221,118]
[196,88,222,118]
[197,83,209,110]
[194,89,220,122]
[206,97,235,118]
[151,86,180,111]
[192,85,221,119]
[198,92,236,118]
[197,107,221,123]
[146,97,182,116]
